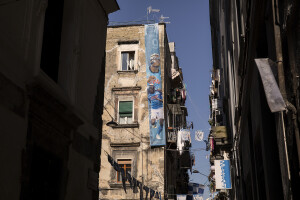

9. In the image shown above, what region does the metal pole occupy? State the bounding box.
[272,0,292,199]
[141,131,144,199]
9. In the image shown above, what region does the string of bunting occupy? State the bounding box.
[103,150,162,200]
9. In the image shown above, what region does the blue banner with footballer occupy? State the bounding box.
[145,23,166,146]
[214,160,232,189]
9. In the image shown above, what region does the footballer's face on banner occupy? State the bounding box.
[150,54,160,73]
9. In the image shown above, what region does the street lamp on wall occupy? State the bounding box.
[106,119,118,127]
[103,106,118,127]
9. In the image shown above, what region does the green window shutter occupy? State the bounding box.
[119,101,133,117]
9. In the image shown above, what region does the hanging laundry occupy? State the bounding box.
[181,129,191,143]
[113,161,120,172]
[195,130,204,141]
[155,191,159,199]
[203,139,210,151]
[190,153,195,167]
[120,168,127,193]
[126,171,133,189]
[209,137,214,151]
[192,194,203,200]
[177,129,185,155]
[107,154,114,166]
[181,89,186,104]
[132,177,138,193]
[177,194,187,200]
[176,88,182,104]
[143,185,150,199]
[137,181,143,200]
[107,155,121,172]
[150,189,155,199]
[171,89,177,103]
[181,89,186,100]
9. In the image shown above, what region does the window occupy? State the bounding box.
[119,101,133,124]
[40,0,64,82]
[121,51,135,70]
[117,159,131,182]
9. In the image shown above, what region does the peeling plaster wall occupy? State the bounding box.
[99,24,169,199]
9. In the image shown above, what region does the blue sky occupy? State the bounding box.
[109,0,212,199]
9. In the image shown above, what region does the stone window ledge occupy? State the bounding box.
[112,86,141,91]
[112,123,139,129]
[117,70,138,74]
[109,182,131,188]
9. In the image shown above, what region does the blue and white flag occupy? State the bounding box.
[214,160,232,189]
[145,23,166,146]
[195,130,204,141]
[193,194,203,200]
[188,183,205,195]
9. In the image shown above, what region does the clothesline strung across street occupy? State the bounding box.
[101,148,162,200]
[165,148,206,152]
[176,68,210,132]
[104,95,209,145]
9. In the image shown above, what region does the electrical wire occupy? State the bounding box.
[103,96,146,142]
[100,146,163,194]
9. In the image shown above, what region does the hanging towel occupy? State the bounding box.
[154,191,159,199]
[193,194,203,200]
[132,177,138,193]
[108,155,121,172]
[107,154,114,166]
[143,186,149,199]
[209,137,214,151]
[177,194,187,200]
[113,161,120,172]
[150,189,155,199]
[137,181,143,200]
[126,171,133,189]
[177,130,184,155]
[120,168,127,193]
[181,129,191,142]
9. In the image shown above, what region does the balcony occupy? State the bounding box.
[211,126,229,145]
[167,127,177,143]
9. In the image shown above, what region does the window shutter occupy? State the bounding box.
[119,101,133,117]
[121,52,128,70]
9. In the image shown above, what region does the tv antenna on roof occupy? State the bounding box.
[147,6,160,23]
[159,14,170,24]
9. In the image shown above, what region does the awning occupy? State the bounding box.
[211,126,227,139]
[119,101,133,117]
[254,58,286,112]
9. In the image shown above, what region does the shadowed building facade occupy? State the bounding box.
[0,1,119,200]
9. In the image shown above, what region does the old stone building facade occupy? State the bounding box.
[0,1,118,200]
[99,23,190,200]
[209,0,300,199]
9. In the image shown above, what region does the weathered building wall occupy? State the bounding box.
[0,1,119,200]
[209,0,300,199]
[99,24,167,200]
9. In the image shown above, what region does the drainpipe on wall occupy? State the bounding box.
[272,0,293,199]
[294,0,300,175]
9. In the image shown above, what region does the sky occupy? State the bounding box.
[109,0,212,199]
